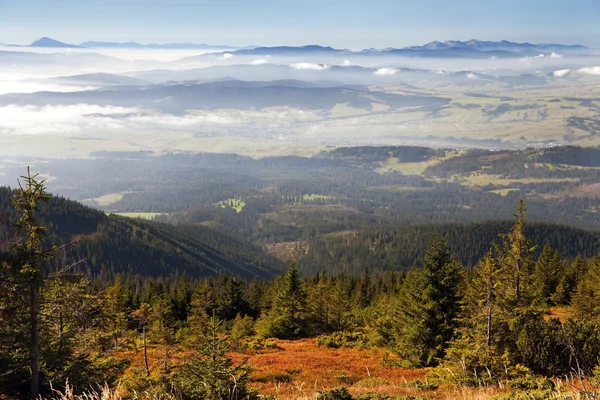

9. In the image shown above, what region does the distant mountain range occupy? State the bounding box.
[3,37,590,56]
[183,40,590,60]
[2,37,250,50]
[403,39,587,52]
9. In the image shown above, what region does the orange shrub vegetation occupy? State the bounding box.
[229,338,430,398]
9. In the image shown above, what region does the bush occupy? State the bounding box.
[355,394,428,400]
[409,379,438,391]
[317,331,368,349]
[317,387,353,400]
[244,337,280,351]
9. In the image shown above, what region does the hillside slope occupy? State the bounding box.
[296,221,600,275]
[0,187,282,279]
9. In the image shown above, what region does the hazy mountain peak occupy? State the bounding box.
[30,37,83,48]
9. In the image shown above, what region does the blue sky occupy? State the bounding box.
[0,0,598,48]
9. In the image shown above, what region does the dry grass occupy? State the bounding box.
[230,338,430,398]
[55,337,598,400]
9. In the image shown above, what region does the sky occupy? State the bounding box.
[0,0,599,49]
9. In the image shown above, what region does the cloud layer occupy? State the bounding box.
[290,63,331,71]
[0,104,318,137]
[374,68,399,76]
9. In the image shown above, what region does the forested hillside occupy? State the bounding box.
[296,221,600,275]
[0,187,282,280]
[4,174,600,400]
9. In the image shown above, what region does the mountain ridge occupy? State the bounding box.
[29,37,84,48]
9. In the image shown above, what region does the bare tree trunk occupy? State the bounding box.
[486,266,493,347]
[143,326,150,376]
[163,347,170,372]
[515,257,521,303]
[30,282,39,400]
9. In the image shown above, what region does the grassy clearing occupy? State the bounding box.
[329,102,369,118]
[299,194,332,202]
[367,185,433,192]
[229,339,429,399]
[378,159,431,175]
[84,192,131,207]
[489,188,520,196]
[458,174,580,187]
[377,151,464,176]
[77,336,592,400]
[217,198,246,213]
[112,212,167,220]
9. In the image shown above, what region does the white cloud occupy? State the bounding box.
[0,104,137,136]
[578,66,600,76]
[290,63,331,71]
[550,52,562,59]
[250,58,269,65]
[534,54,545,59]
[0,81,98,95]
[342,60,354,67]
[466,72,477,79]
[553,69,571,78]
[0,104,242,136]
[0,104,320,137]
[374,68,399,76]
[221,53,235,60]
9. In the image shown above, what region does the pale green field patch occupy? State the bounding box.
[216,198,246,213]
[84,192,127,207]
[377,150,464,176]
[329,103,369,118]
[489,188,520,196]
[458,174,580,187]
[112,212,167,220]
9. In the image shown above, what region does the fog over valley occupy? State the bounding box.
[1,39,600,159]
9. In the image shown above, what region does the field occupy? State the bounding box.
[456,174,580,187]
[230,339,432,399]
[113,337,594,400]
[376,151,463,175]
[112,212,167,220]
[217,198,247,213]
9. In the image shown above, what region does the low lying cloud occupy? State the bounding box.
[550,52,562,59]
[221,53,235,60]
[374,68,399,76]
[0,104,240,136]
[578,66,600,76]
[0,104,318,137]
[342,60,354,67]
[553,69,571,78]
[251,58,269,65]
[466,72,477,79]
[0,104,137,136]
[290,63,331,71]
[0,81,98,95]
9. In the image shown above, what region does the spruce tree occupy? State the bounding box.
[553,255,588,306]
[177,316,251,400]
[571,255,600,319]
[392,241,462,367]
[533,243,563,305]
[259,263,309,339]
[495,199,537,309]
